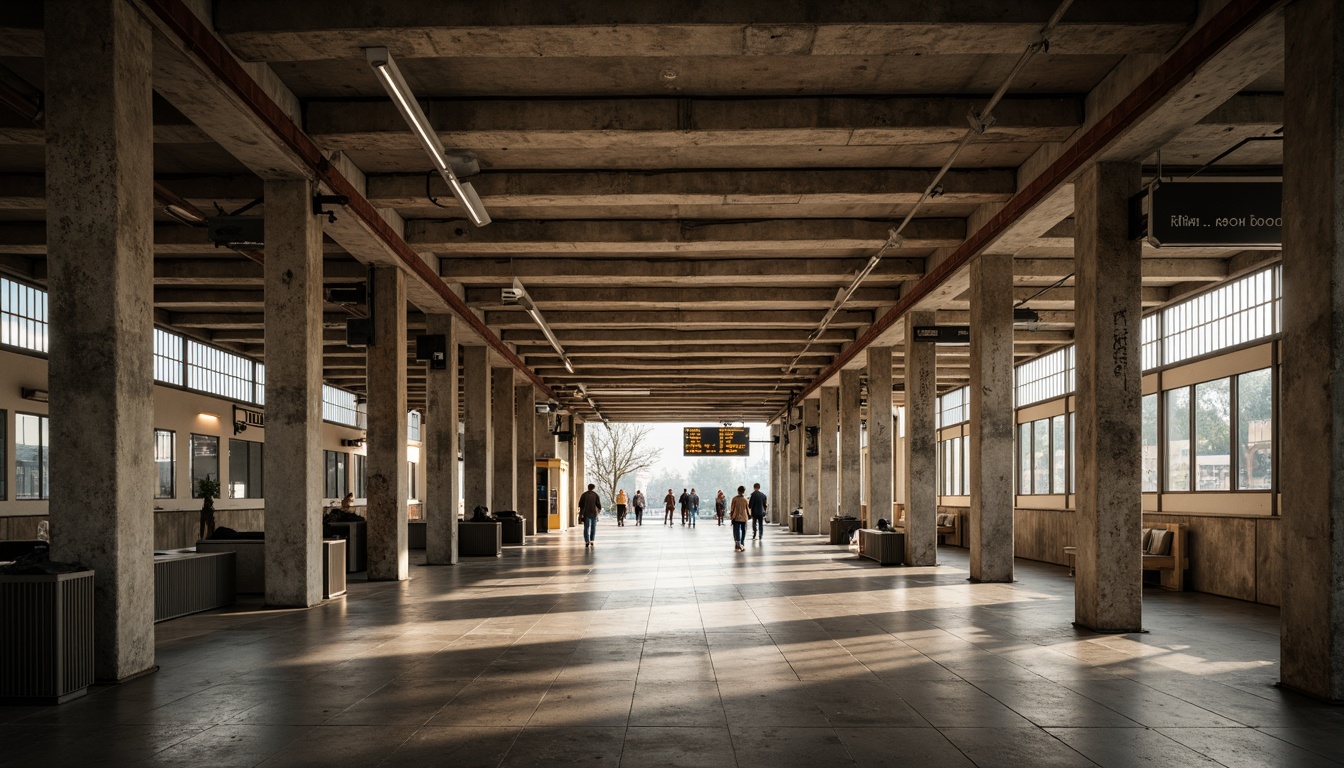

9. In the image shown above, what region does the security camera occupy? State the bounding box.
[534,401,551,414]
[502,286,524,304]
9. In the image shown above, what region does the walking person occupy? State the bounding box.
[633,489,646,526]
[714,490,727,526]
[616,488,628,527]
[689,488,700,527]
[730,486,750,552]
[578,483,602,548]
[749,483,769,541]
[679,488,691,525]
[664,489,676,525]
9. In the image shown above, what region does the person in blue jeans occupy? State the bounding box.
[577,483,602,548]
[729,486,749,551]
[748,483,769,541]
[689,488,700,527]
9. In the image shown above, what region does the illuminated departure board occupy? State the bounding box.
[683,427,750,456]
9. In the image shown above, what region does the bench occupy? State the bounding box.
[858,529,904,565]
[889,512,959,540]
[1063,522,1187,591]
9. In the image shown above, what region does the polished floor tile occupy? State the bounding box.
[3,522,1339,767]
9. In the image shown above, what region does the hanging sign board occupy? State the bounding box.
[684,427,750,456]
[1147,181,1281,248]
[912,325,970,344]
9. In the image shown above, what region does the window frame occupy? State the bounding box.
[154,428,176,499]
[14,411,46,501]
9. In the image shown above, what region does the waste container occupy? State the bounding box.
[789,510,804,534]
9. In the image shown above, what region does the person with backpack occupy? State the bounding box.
[578,484,603,548]
[748,483,769,541]
[678,488,691,525]
[730,486,750,552]
[714,490,727,526]
[664,489,676,525]
[689,488,700,527]
[633,489,646,525]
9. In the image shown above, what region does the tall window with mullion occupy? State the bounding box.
[190,433,219,498]
[229,439,264,499]
[1,278,49,353]
[325,450,348,499]
[1163,369,1273,493]
[15,412,47,500]
[154,429,175,499]
[353,453,367,499]
[1017,414,1069,495]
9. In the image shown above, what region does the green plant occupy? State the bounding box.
[196,477,220,509]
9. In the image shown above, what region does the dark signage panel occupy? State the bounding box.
[1148,181,1281,248]
[684,427,750,456]
[912,325,971,344]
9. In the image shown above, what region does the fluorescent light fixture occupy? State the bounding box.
[365,46,491,228]
[509,279,574,374]
[587,389,649,396]
[197,412,219,420]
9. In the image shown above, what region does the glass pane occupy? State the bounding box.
[15,413,42,500]
[962,433,970,495]
[1019,423,1031,494]
[1141,394,1159,493]
[1237,368,1273,490]
[1194,378,1232,491]
[1166,388,1191,491]
[229,439,249,499]
[1033,420,1050,494]
[1051,415,1066,494]
[191,434,219,498]
[1068,413,1076,494]
[154,429,175,499]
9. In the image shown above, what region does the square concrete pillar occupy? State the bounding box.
[514,384,536,534]
[1072,163,1143,630]
[491,368,516,512]
[802,398,821,534]
[969,252,1016,583]
[425,314,460,565]
[535,413,558,459]
[770,423,782,524]
[776,423,790,524]
[45,0,155,682]
[366,266,408,581]
[262,178,324,607]
[866,348,894,530]
[819,386,840,525]
[839,369,862,518]
[462,346,492,513]
[571,421,586,528]
[790,405,804,522]
[1281,0,1344,699]
[903,316,938,566]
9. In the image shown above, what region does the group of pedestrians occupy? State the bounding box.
[576,482,769,552]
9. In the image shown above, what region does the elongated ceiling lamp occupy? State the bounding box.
[504,280,575,374]
[365,46,490,227]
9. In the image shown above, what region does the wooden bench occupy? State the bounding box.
[858,529,904,565]
[1063,522,1187,591]
[889,513,959,540]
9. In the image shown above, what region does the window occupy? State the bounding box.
[1140,314,1161,372]
[353,453,367,498]
[408,461,418,500]
[323,385,365,428]
[154,429,175,499]
[15,413,47,500]
[408,410,422,442]
[154,329,184,385]
[325,450,348,499]
[255,363,266,407]
[1018,423,1031,494]
[938,435,968,497]
[228,439,264,499]
[188,340,257,404]
[1051,415,1066,493]
[1015,347,1075,407]
[190,434,219,498]
[1,278,48,353]
[1159,267,1279,366]
[937,388,967,428]
[1032,419,1050,494]
[1141,394,1159,493]
[1166,388,1191,492]
[1017,415,1068,495]
[1237,368,1273,490]
[1067,412,1075,494]
[1193,378,1232,491]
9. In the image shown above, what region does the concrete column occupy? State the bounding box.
[571,421,586,528]
[462,346,492,513]
[425,314,460,565]
[1280,0,1344,698]
[790,405,804,523]
[536,414,557,459]
[261,178,324,607]
[968,252,1016,583]
[802,398,821,534]
[777,423,791,524]
[839,370,862,517]
[366,266,408,581]
[1071,163,1143,630]
[819,386,840,525]
[866,348,894,530]
[491,368,516,512]
[45,0,155,682]
[903,316,938,566]
[514,384,536,535]
[769,424,781,523]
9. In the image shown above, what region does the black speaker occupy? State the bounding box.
[345,317,373,347]
[416,334,447,369]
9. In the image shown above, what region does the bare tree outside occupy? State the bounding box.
[586,423,662,509]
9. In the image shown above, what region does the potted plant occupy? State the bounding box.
[197,477,220,540]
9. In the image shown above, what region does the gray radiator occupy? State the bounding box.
[0,570,94,703]
[154,551,237,622]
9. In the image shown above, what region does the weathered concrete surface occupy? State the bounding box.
[839,369,862,518]
[366,266,408,581]
[425,314,460,565]
[1072,163,1142,631]
[261,178,324,607]
[491,368,517,513]
[790,405,804,518]
[819,386,840,526]
[535,413,557,459]
[571,421,585,528]
[1280,0,1344,700]
[463,346,492,513]
[866,347,894,530]
[968,251,1015,583]
[45,0,156,682]
[514,383,536,534]
[903,314,937,567]
[802,398,821,535]
[769,423,782,524]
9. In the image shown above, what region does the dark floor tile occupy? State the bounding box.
[835,727,976,768]
[1046,727,1221,768]
[620,726,736,768]
[942,727,1097,768]
[500,726,626,767]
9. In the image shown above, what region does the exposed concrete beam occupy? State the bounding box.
[1014,256,1229,282]
[468,286,894,311]
[154,258,367,284]
[514,343,846,358]
[557,355,830,370]
[442,256,925,286]
[502,328,855,345]
[169,311,380,329]
[483,309,873,329]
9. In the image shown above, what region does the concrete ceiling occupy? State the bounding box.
[0,0,1286,421]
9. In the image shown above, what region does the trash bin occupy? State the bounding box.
[789,510,804,534]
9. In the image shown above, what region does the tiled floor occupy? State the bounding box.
[4,520,1342,767]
